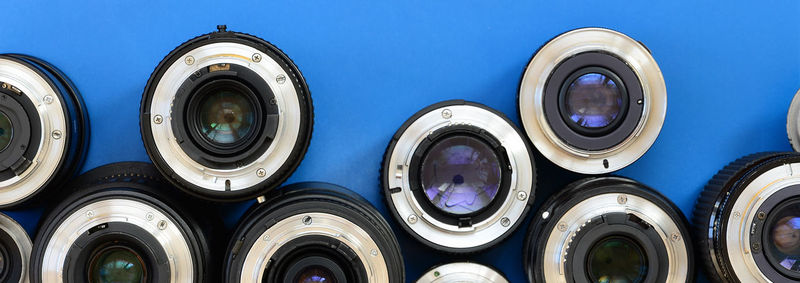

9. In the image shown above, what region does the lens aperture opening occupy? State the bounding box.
[295,265,338,283]
[0,111,12,152]
[565,72,623,129]
[88,246,146,283]
[196,82,256,147]
[420,135,502,215]
[587,236,648,283]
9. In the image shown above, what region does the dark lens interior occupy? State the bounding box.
[295,265,338,283]
[89,246,145,283]
[197,87,255,145]
[0,248,5,276]
[588,236,648,283]
[420,135,502,215]
[0,111,12,151]
[565,72,623,129]
[767,202,800,272]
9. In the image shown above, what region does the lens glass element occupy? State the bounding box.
[89,247,145,283]
[420,135,501,215]
[768,202,800,272]
[588,236,648,283]
[0,111,12,151]
[295,265,338,283]
[565,73,623,129]
[198,88,255,145]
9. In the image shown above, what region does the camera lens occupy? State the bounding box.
[0,54,89,208]
[30,162,218,283]
[525,177,693,283]
[518,28,666,174]
[588,236,647,283]
[416,262,508,283]
[382,100,535,253]
[692,152,800,282]
[0,212,31,283]
[224,182,404,283]
[140,26,313,202]
[420,135,501,215]
[88,245,146,283]
[786,88,800,151]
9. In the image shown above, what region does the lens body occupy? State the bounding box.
[786,89,800,151]
[30,162,217,283]
[224,182,404,283]
[382,100,535,253]
[416,262,508,283]
[518,27,666,174]
[693,153,800,282]
[0,213,32,283]
[524,177,693,283]
[140,27,313,202]
[0,54,89,208]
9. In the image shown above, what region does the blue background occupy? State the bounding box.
[2,1,799,282]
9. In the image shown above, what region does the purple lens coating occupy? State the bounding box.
[420,135,501,215]
[565,72,623,128]
[768,202,800,272]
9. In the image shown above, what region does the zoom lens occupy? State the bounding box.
[382,100,535,253]
[0,54,89,208]
[518,28,666,174]
[525,177,693,283]
[692,153,800,282]
[416,262,508,283]
[30,162,217,283]
[224,182,404,282]
[0,212,32,283]
[140,25,313,202]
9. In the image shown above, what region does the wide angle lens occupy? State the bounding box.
[224,182,404,283]
[419,135,501,215]
[692,152,800,282]
[525,177,693,283]
[518,28,666,174]
[382,100,535,253]
[30,162,217,283]
[140,25,313,202]
[0,54,89,209]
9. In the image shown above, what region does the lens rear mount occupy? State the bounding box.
[0,213,31,283]
[141,27,313,202]
[0,54,89,209]
[518,27,665,174]
[525,177,692,283]
[416,262,508,283]
[382,100,535,253]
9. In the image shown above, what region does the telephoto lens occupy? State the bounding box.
[518,27,666,174]
[786,89,800,151]
[0,212,32,283]
[224,182,404,283]
[0,54,89,209]
[140,25,313,202]
[693,153,800,282]
[29,162,218,282]
[525,177,693,283]
[416,262,508,283]
[381,100,536,253]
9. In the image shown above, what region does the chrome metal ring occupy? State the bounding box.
[786,88,800,151]
[147,42,302,192]
[38,199,193,282]
[416,262,508,283]
[540,193,689,282]
[385,101,534,251]
[0,57,68,205]
[518,27,666,174]
[0,213,31,283]
[239,212,389,282]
